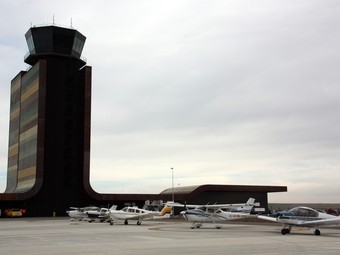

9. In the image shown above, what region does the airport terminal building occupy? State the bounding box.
[0,25,287,217]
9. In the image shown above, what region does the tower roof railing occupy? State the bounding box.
[30,22,77,31]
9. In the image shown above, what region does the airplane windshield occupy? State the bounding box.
[289,207,319,217]
[207,208,215,213]
[206,208,221,213]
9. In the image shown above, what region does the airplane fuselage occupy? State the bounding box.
[67,210,86,219]
[259,206,340,235]
[182,208,250,223]
[110,207,154,220]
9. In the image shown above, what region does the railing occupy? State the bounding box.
[30,22,77,31]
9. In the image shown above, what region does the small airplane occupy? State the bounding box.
[258,206,340,235]
[67,205,117,222]
[166,197,256,229]
[86,205,117,222]
[108,205,172,225]
[66,206,99,221]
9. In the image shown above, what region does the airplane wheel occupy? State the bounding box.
[314,229,321,236]
[137,221,141,225]
[281,228,289,235]
[192,223,202,229]
[110,221,114,226]
[124,220,128,225]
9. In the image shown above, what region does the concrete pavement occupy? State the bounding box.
[0,217,339,255]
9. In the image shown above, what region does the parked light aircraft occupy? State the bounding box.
[166,197,256,229]
[66,206,99,221]
[86,205,117,222]
[258,206,340,235]
[67,205,117,222]
[108,205,172,225]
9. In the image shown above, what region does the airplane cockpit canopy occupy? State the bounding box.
[194,207,221,214]
[289,207,319,218]
[121,207,145,214]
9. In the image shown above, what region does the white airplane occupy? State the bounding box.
[86,205,117,222]
[166,197,256,229]
[108,205,172,225]
[66,206,99,221]
[258,206,340,235]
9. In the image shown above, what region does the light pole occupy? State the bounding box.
[171,167,174,202]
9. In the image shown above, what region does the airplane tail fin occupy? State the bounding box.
[158,204,173,216]
[233,198,256,214]
[109,205,118,211]
[246,198,256,206]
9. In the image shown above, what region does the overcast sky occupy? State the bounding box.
[1,0,340,203]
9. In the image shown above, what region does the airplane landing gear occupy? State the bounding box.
[137,221,141,225]
[191,223,202,229]
[281,228,290,235]
[124,220,128,225]
[314,229,321,236]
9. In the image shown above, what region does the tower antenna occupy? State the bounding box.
[71,18,73,28]
[53,14,55,25]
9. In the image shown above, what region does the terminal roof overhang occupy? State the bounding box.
[160,184,287,201]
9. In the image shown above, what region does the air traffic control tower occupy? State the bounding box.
[0,25,162,216]
[0,25,96,216]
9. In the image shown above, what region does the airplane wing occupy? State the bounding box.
[205,203,245,209]
[204,198,256,209]
[165,202,197,209]
[258,215,280,223]
[166,198,255,210]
